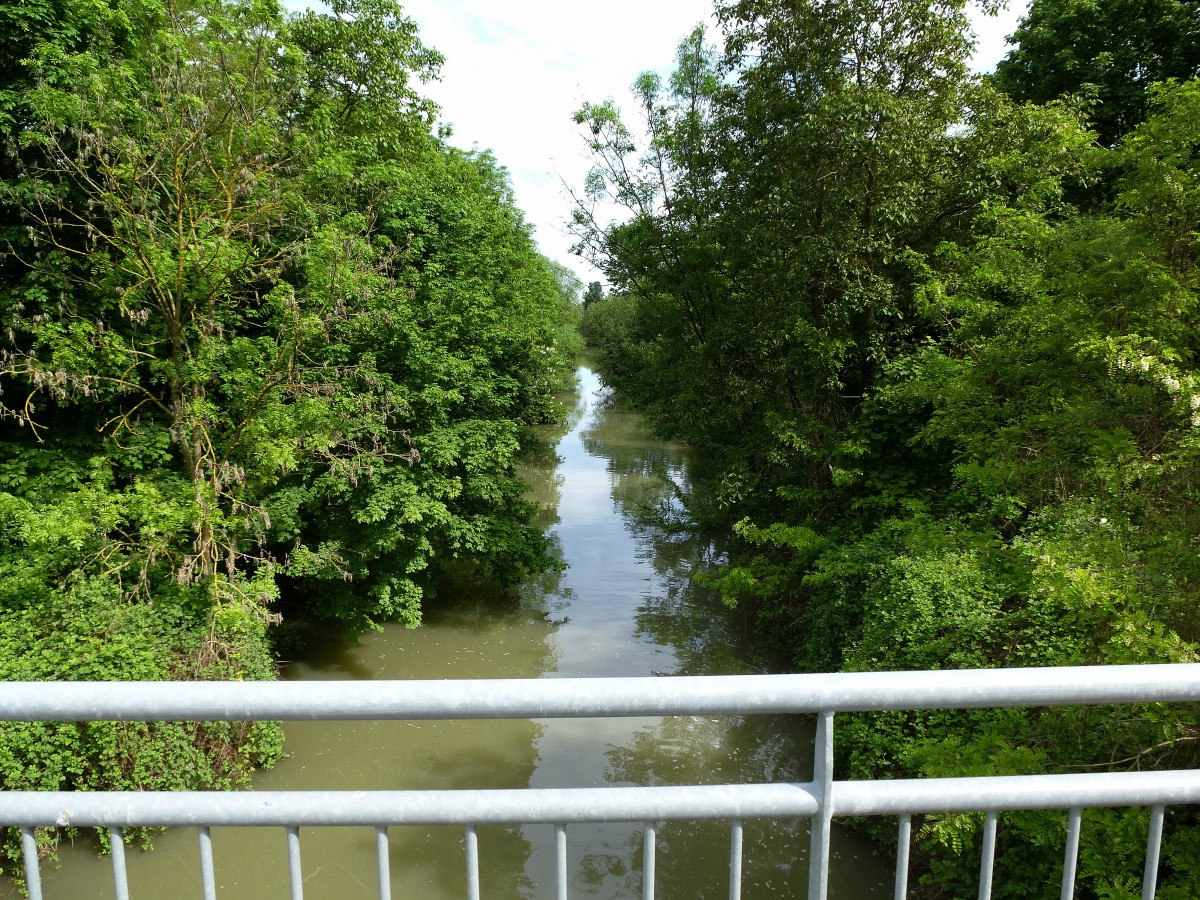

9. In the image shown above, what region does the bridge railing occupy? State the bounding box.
[3,664,1200,900]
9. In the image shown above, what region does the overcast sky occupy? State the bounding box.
[287,1,1031,287]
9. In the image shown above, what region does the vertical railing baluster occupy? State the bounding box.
[198,826,216,900]
[729,819,743,900]
[642,822,656,900]
[20,827,43,900]
[894,814,912,900]
[110,827,130,900]
[807,710,835,900]
[1142,804,1165,900]
[465,825,480,900]
[287,825,304,900]
[376,826,391,900]
[555,824,568,900]
[978,812,997,900]
[1060,808,1081,900]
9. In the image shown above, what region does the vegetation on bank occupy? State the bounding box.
[0,0,579,872]
[575,0,1200,896]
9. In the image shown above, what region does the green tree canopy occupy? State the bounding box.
[994,0,1200,145]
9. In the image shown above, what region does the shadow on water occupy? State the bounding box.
[4,367,890,900]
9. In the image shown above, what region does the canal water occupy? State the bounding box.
[9,367,891,899]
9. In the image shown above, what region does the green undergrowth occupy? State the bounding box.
[0,583,283,879]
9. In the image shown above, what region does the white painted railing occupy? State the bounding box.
[3,664,1200,900]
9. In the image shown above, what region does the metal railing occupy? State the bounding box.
[3,664,1200,900]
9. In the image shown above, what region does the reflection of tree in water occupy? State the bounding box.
[518,371,587,532]
[606,714,813,788]
[572,379,889,898]
[629,546,748,677]
[477,824,537,898]
[581,715,818,899]
[579,388,690,522]
[377,823,536,899]
[579,386,757,676]
[576,846,637,895]
[425,558,568,642]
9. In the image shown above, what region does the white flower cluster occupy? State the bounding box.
[1114,351,1200,427]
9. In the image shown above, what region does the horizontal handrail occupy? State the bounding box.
[2,664,1199,720]
[4,667,1199,900]
[833,769,1200,815]
[3,770,1200,828]
[0,784,823,827]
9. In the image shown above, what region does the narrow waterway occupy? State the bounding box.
[10,367,891,899]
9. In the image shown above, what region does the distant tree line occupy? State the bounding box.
[575,0,1200,895]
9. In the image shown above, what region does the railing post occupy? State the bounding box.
[729,819,743,900]
[376,826,391,900]
[807,710,835,900]
[198,826,217,900]
[642,821,657,900]
[1060,808,1081,900]
[110,827,130,900]
[465,825,480,900]
[1142,804,1165,900]
[895,814,911,900]
[555,824,568,900]
[978,811,997,900]
[287,825,304,900]
[20,827,43,900]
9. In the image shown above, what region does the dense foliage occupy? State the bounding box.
[575,0,1200,895]
[994,0,1200,146]
[0,0,578,873]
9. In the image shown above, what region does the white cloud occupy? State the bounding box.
[398,0,716,286]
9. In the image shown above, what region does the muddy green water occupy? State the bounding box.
[10,368,891,899]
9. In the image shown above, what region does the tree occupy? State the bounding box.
[279,145,573,630]
[583,281,604,308]
[3,0,571,629]
[8,0,345,606]
[994,0,1200,145]
[573,0,990,477]
[572,24,725,338]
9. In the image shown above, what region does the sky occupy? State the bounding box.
[286,1,1031,288]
